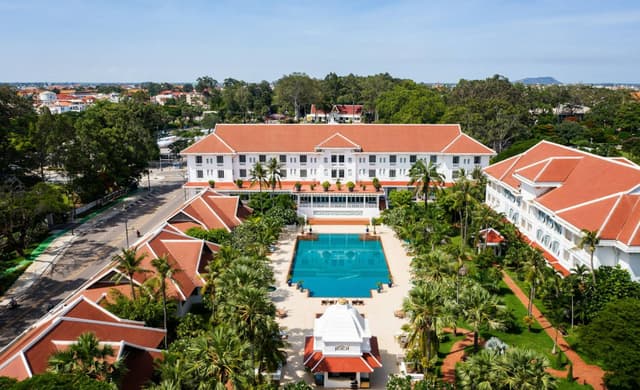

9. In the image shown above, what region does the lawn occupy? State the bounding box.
[556,379,593,390]
[479,281,569,370]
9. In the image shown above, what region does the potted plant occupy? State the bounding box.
[388,274,393,288]
[235,179,243,188]
[372,177,381,191]
[294,181,302,191]
[287,274,293,287]
[310,183,316,191]
[336,179,342,191]
[297,280,304,291]
[361,183,367,190]
[322,181,330,192]
[376,281,383,293]
[346,181,355,192]
[208,179,216,188]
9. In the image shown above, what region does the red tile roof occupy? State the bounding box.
[315,132,362,150]
[182,124,495,155]
[478,228,505,244]
[333,104,363,115]
[303,336,382,373]
[0,296,164,381]
[168,188,251,232]
[485,141,640,246]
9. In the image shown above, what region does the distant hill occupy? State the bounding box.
[516,77,562,85]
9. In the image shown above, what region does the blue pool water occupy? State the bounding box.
[291,234,390,298]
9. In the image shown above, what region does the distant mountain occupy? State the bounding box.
[516,77,562,85]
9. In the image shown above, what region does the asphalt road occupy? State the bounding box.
[0,169,189,348]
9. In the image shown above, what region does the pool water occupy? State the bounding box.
[291,234,390,297]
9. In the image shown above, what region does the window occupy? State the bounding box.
[409,155,417,163]
[453,156,460,165]
[369,169,376,178]
[430,155,437,163]
[331,169,344,178]
[196,170,203,178]
[195,156,203,165]
[279,154,286,163]
[239,155,246,164]
[339,155,345,163]
[216,156,224,165]
[369,155,376,164]
[217,170,224,179]
[452,170,460,179]
[474,156,481,165]
[239,169,246,177]
[259,155,266,163]
[300,155,307,164]
[389,169,396,178]
[389,155,397,164]
[280,169,287,178]
[300,169,307,178]
[331,155,337,163]
[324,157,329,163]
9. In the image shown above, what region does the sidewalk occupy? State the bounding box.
[501,271,606,389]
[0,190,155,307]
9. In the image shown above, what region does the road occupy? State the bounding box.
[0,168,188,348]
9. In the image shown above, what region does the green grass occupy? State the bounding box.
[479,281,568,370]
[556,378,593,390]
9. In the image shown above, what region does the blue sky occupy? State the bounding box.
[1,0,639,83]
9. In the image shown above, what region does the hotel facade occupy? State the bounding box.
[181,124,495,220]
[484,141,640,280]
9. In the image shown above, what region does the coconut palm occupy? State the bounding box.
[450,174,477,249]
[523,248,546,317]
[410,249,455,282]
[249,161,269,192]
[151,254,178,348]
[266,157,284,192]
[48,332,125,384]
[578,229,599,285]
[112,248,148,300]
[408,159,444,210]
[459,284,505,351]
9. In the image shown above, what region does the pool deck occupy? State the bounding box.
[270,225,411,388]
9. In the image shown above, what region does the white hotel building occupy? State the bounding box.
[182,124,495,221]
[484,140,640,279]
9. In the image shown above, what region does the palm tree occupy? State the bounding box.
[402,281,450,372]
[450,174,477,249]
[48,332,125,384]
[249,161,268,192]
[456,349,501,389]
[459,284,505,351]
[523,248,546,317]
[151,254,178,348]
[578,229,599,285]
[266,157,283,192]
[408,159,444,210]
[182,328,253,389]
[112,248,148,300]
[410,249,455,282]
[499,348,556,389]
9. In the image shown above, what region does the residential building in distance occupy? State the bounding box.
[181,124,495,221]
[329,104,363,123]
[484,140,640,279]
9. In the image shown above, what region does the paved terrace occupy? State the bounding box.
[270,225,411,389]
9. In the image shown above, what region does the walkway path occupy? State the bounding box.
[441,328,474,383]
[501,271,606,389]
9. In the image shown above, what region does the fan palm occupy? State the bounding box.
[112,248,148,300]
[499,348,556,389]
[408,159,444,210]
[459,284,505,351]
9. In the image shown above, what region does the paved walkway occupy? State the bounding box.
[441,328,474,383]
[501,271,606,389]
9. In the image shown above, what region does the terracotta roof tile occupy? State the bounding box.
[442,133,495,154]
[181,124,495,154]
[315,132,361,150]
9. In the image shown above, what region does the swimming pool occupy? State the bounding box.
[291,234,390,298]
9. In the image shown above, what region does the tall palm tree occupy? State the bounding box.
[48,332,125,384]
[523,248,546,317]
[408,159,444,210]
[402,281,450,372]
[578,229,599,285]
[112,248,148,300]
[459,284,505,351]
[249,161,268,192]
[151,254,178,349]
[450,174,477,249]
[266,157,283,192]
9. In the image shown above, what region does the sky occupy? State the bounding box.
[1,0,639,83]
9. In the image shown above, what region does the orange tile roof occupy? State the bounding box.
[333,104,363,115]
[182,124,495,154]
[485,140,640,245]
[315,132,361,150]
[303,336,381,373]
[168,188,251,232]
[0,296,164,380]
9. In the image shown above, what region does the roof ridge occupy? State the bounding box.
[440,133,462,153]
[315,131,361,149]
[556,191,625,214]
[598,194,624,236]
[211,132,236,153]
